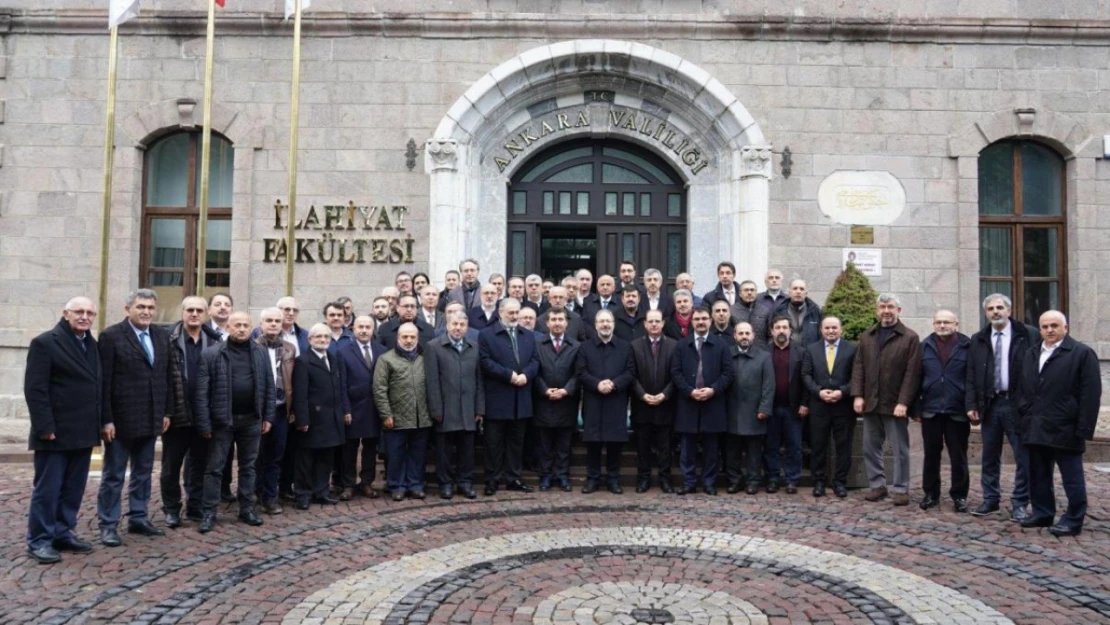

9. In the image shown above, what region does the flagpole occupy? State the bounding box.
[284,0,303,297]
[96,26,120,333]
[196,0,218,299]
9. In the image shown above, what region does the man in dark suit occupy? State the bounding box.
[292,324,351,509]
[613,286,646,342]
[617,260,649,307]
[533,308,580,492]
[254,307,296,515]
[478,298,540,496]
[97,289,178,547]
[582,274,618,324]
[671,307,735,495]
[764,316,809,494]
[417,285,446,331]
[425,311,485,500]
[642,268,674,319]
[701,261,742,310]
[468,283,502,331]
[376,295,435,349]
[537,286,588,342]
[801,316,857,498]
[436,301,480,343]
[522,274,549,315]
[966,293,1037,521]
[708,300,736,348]
[1017,311,1102,536]
[773,279,823,348]
[194,311,276,533]
[577,310,636,494]
[323,301,355,354]
[446,258,482,311]
[630,310,677,493]
[24,297,102,564]
[335,316,386,501]
[438,269,460,312]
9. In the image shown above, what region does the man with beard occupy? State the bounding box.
[732,280,772,350]
[725,322,774,495]
[664,289,695,340]
[425,312,484,500]
[764,317,809,494]
[774,279,822,348]
[917,309,972,513]
[374,323,433,501]
[334,316,385,501]
[577,310,636,494]
[207,293,233,342]
[376,295,434,349]
[370,296,393,330]
[630,309,677,493]
[254,307,296,515]
[447,259,482,311]
[613,286,646,342]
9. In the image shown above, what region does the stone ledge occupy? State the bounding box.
[4,11,1110,44]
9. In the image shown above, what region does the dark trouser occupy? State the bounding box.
[202,415,262,515]
[341,437,379,489]
[679,432,719,488]
[255,413,288,503]
[980,395,1030,510]
[635,423,672,481]
[809,412,855,486]
[279,424,299,497]
[161,426,207,516]
[97,435,157,529]
[921,414,970,500]
[27,448,92,549]
[764,404,803,485]
[1027,444,1087,529]
[295,446,335,502]
[384,428,430,494]
[586,442,623,484]
[538,426,574,482]
[725,434,764,486]
[484,419,527,486]
[436,430,474,489]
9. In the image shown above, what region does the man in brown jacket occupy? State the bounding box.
[851,293,922,506]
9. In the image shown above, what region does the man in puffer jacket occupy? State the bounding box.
[373,323,433,501]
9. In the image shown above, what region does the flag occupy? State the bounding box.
[108,0,140,28]
[284,0,311,20]
[215,0,224,6]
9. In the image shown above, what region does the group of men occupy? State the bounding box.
[23,258,1102,565]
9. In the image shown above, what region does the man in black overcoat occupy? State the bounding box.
[577,310,636,494]
[24,297,102,563]
[292,324,352,509]
[335,316,386,500]
[377,295,435,349]
[801,316,857,498]
[613,286,647,343]
[1016,311,1102,536]
[629,309,676,493]
[533,308,581,492]
[96,289,179,547]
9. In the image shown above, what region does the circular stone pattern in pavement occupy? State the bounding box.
[284,527,1015,625]
[533,582,768,625]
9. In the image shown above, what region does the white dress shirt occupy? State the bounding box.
[1039,341,1059,373]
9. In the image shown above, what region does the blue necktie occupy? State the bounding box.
[139,331,154,365]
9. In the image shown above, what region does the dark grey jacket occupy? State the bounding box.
[194,340,277,436]
[425,334,485,433]
[726,347,775,436]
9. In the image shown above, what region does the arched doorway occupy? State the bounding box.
[506,139,686,289]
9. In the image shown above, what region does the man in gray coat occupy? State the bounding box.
[725,322,775,494]
[425,312,485,500]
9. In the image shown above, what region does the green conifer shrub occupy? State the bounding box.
[823,262,878,341]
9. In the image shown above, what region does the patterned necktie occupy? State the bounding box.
[993,331,1004,392]
[363,344,373,368]
[695,336,705,388]
[826,342,836,374]
[651,339,659,359]
[554,337,561,354]
[725,289,734,305]
[139,331,154,365]
[454,340,464,354]
[508,328,519,364]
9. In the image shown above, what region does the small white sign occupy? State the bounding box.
[843,249,882,276]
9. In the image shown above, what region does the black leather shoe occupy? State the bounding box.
[812,482,826,497]
[484,484,497,497]
[127,520,165,537]
[1048,523,1081,537]
[312,496,339,505]
[506,480,534,493]
[198,514,216,533]
[100,527,122,547]
[238,510,264,526]
[676,484,694,496]
[1010,508,1030,523]
[659,480,674,494]
[462,488,477,499]
[539,478,552,492]
[559,480,573,492]
[970,502,1000,517]
[608,483,623,495]
[53,537,93,553]
[704,486,718,496]
[726,482,743,494]
[164,512,182,528]
[581,481,598,494]
[28,545,61,564]
[919,495,939,510]
[294,500,310,511]
[635,480,650,494]
[261,500,284,515]
[953,498,969,513]
[391,491,405,502]
[440,487,454,500]
[784,483,798,495]
[765,483,779,494]
[833,484,848,498]
[410,490,426,500]
[1020,516,1053,529]
[745,484,759,495]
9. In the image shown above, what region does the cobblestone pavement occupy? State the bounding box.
[2,465,1108,625]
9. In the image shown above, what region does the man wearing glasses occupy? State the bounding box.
[24,297,102,563]
[375,295,434,349]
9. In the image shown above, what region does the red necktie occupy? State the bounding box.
[554,337,561,354]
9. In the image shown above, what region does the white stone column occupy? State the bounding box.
[734,145,773,282]
[425,139,467,284]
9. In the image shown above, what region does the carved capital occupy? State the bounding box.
[425,139,458,172]
[176,98,197,129]
[739,145,773,180]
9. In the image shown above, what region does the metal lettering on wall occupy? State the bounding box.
[492,106,710,176]
[263,201,414,264]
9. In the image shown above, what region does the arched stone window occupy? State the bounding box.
[140,131,234,321]
[977,139,1066,326]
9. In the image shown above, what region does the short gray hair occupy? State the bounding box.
[498,297,521,313]
[308,323,330,337]
[982,293,1012,310]
[593,309,615,323]
[673,289,693,300]
[126,288,158,306]
[448,311,469,323]
[644,268,662,280]
[260,307,282,319]
[876,293,901,307]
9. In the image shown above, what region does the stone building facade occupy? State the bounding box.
[1,0,1109,417]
